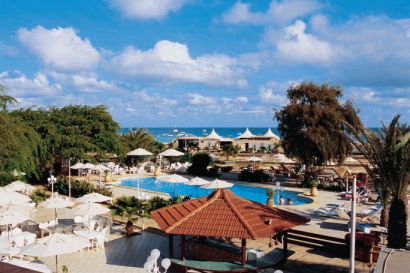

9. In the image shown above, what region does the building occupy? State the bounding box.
[173,128,280,152]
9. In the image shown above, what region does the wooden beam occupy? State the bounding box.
[241,239,246,266]
[283,231,288,263]
[181,235,186,261]
[169,235,174,258]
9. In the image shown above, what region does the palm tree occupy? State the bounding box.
[222,144,241,160]
[0,83,17,112]
[353,115,410,248]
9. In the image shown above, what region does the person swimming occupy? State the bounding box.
[287,198,293,205]
[279,196,285,205]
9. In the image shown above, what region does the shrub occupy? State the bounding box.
[30,190,49,203]
[239,169,270,182]
[187,153,218,177]
[220,166,233,173]
[52,176,112,198]
[266,188,274,198]
[310,179,319,187]
[111,196,145,221]
[147,196,168,211]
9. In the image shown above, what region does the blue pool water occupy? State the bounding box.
[119,177,313,206]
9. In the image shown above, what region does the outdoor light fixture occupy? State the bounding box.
[47,175,57,198]
[144,249,171,273]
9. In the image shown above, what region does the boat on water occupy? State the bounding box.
[172,126,178,133]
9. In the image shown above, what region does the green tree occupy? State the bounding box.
[187,153,214,176]
[121,128,164,155]
[352,115,410,248]
[0,83,17,112]
[0,113,44,182]
[222,144,241,160]
[275,82,362,167]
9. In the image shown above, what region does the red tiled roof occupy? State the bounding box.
[151,189,309,239]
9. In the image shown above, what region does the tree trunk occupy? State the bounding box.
[380,208,388,227]
[387,195,407,249]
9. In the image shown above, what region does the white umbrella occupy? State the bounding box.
[249,156,262,162]
[82,163,96,169]
[72,202,109,231]
[201,179,233,189]
[21,233,89,273]
[159,149,184,157]
[187,177,209,186]
[70,163,85,169]
[73,202,110,216]
[0,189,31,205]
[4,181,35,194]
[76,192,112,203]
[92,164,110,173]
[160,174,189,183]
[40,197,74,222]
[159,174,189,196]
[0,207,30,226]
[0,236,12,248]
[127,148,153,156]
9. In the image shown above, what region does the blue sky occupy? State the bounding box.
[0,0,409,127]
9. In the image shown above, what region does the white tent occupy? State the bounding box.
[127,148,153,156]
[203,129,222,140]
[82,163,96,169]
[236,128,255,139]
[262,128,280,140]
[70,163,85,169]
[201,179,233,189]
[343,156,360,165]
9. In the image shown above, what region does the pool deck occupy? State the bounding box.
[78,174,386,272]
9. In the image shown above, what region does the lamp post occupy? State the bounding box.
[144,249,171,273]
[274,181,283,205]
[47,175,57,198]
[349,175,357,273]
[68,158,71,199]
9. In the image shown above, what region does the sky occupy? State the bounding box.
[0,0,409,127]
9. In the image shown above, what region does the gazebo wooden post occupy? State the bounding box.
[181,235,186,261]
[169,234,174,258]
[283,231,288,263]
[241,239,247,266]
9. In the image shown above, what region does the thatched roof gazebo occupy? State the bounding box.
[151,189,309,271]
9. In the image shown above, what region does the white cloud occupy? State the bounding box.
[110,0,190,20]
[110,40,246,87]
[0,43,18,56]
[188,93,216,106]
[222,0,321,25]
[133,90,178,105]
[276,20,334,64]
[0,70,61,97]
[17,26,100,71]
[258,81,289,106]
[236,96,248,103]
[47,71,123,93]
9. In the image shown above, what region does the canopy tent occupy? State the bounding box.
[127,148,153,156]
[201,179,233,189]
[343,156,361,165]
[202,129,222,140]
[236,128,255,139]
[151,189,309,266]
[262,128,280,140]
[21,233,89,273]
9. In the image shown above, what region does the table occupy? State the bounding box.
[74,230,100,240]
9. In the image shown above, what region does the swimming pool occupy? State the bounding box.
[119,177,313,206]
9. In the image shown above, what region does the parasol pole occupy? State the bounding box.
[349,175,357,273]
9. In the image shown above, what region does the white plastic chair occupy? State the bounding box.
[11,228,22,236]
[24,233,36,244]
[95,233,105,250]
[48,220,56,227]
[74,216,83,224]
[14,236,24,247]
[1,231,8,238]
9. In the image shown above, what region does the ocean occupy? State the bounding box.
[119,127,281,143]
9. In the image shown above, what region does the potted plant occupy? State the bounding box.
[310,179,319,196]
[62,265,69,273]
[154,163,161,176]
[104,169,110,182]
[266,188,274,207]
